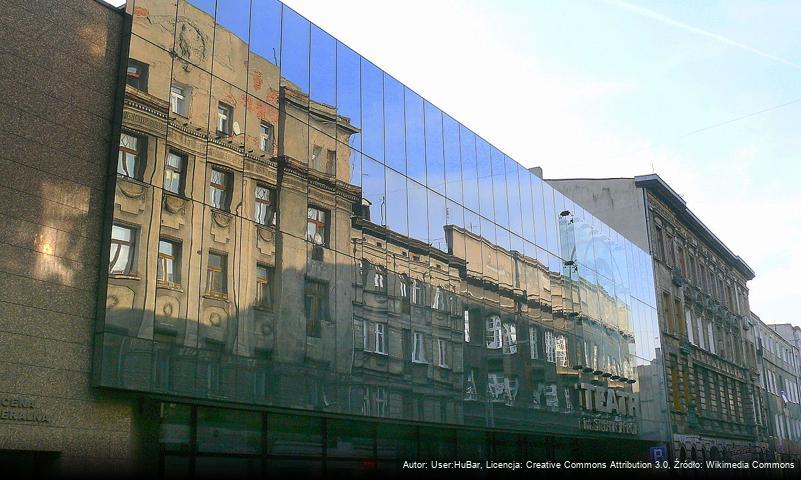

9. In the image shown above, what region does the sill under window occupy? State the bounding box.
[203,292,229,302]
[156,282,184,293]
[109,273,141,281]
[411,359,428,365]
[253,304,274,313]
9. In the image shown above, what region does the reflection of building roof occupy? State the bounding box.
[634,174,754,280]
[354,217,465,269]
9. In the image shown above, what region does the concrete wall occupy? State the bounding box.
[548,178,649,252]
[0,0,139,474]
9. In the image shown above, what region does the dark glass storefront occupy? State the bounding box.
[155,402,654,478]
[95,0,670,470]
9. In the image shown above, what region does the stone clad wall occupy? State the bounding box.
[0,0,137,474]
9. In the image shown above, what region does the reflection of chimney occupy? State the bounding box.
[356,198,372,221]
[529,166,543,179]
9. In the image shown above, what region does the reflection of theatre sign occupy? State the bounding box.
[576,384,638,435]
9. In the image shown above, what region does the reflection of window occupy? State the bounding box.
[436,339,448,368]
[555,335,568,367]
[655,225,665,261]
[400,275,410,313]
[109,225,135,274]
[206,252,227,295]
[118,132,145,179]
[256,264,273,307]
[545,330,556,363]
[412,332,426,363]
[411,280,425,306]
[208,167,230,210]
[306,206,329,246]
[486,316,502,349]
[170,84,189,116]
[164,151,185,195]
[374,323,386,354]
[373,265,385,291]
[126,59,148,91]
[157,239,180,286]
[502,323,518,354]
[259,122,273,152]
[374,387,387,417]
[310,145,335,175]
[529,327,539,360]
[464,310,471,343]
[217,102,233,135]
[304,280,328,337]
[464,370,478,401]
[488,373,517,404]
[254,184,275,226]
[432,287,446,311]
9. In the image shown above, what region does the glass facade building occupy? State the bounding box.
[95,0,669,469]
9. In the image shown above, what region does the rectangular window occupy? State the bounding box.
[655,226,665,261]
[118,132,145,179]
[410,279,425,306]
[254,184,276,226]
[432,287,446,311]
[109,225,135,274]
[260,122,274,152]
[666,234,675,266]
[208,168,231,210]
[674,298,685,336]
[412,332,426,363]
[126,59,148,91]
[685,307,695,345]
[304,280,328,337]
[486,316,502,350]
[464,310,471,343]
[502,322,518,355]
[217,102,233,135]
[170,84,188,116]
[374,323,386,354]
[362,320,370,351]
[164,151,186,195]
[707,321,716,355]
[662,291,673,334]
[529,326,539,360]
[545,330,556,363]
[306,206,329,246]
[555,334,568,367]
[206,252,227,295]
[677,245,686,275]
[255,264,273,307]
[311,145,323,171]
[436,338,448,368]
[157,239,180,286]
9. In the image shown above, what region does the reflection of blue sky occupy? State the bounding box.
[284,0,801,325]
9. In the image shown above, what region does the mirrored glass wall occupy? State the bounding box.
[96,0,668,443]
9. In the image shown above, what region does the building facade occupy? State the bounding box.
[2,0,675,476]
[751,316,801,462]
[550,174,763,461]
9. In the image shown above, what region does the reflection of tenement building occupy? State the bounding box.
[3,0,671,476]
[550,173,762,461]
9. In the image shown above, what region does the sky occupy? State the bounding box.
[108,0,800,328]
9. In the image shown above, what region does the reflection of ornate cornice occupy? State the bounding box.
[280,85,360,135]
[353,217,464,268]
[124,85,169,115]
[117,177,148,199]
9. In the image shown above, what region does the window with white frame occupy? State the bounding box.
[529,326,539,360]
[374,323,386,354]
[254,184,275,226]
[436,338,448,368]
[685,307,695,345]
[373,265,385,290]
[374,387,387,417]
[502,322,518,355]
[259,122,273,152]
[208,167,231,210]
[464,369,478,401]
[432,287,446,311]
[217,102,233,135]
[118,132,145,179]
[412,332,426,363]
[363,320,370,352]
[555,334,568,367]
[464,310,471,343]
[486,315,502,349]
[170,84,189,116]
[164,151,186,195]
[410,279,424,306]
[109,224,135,274]
[545,330,556,363]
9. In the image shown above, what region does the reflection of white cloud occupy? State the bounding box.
[603,0,801,71]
